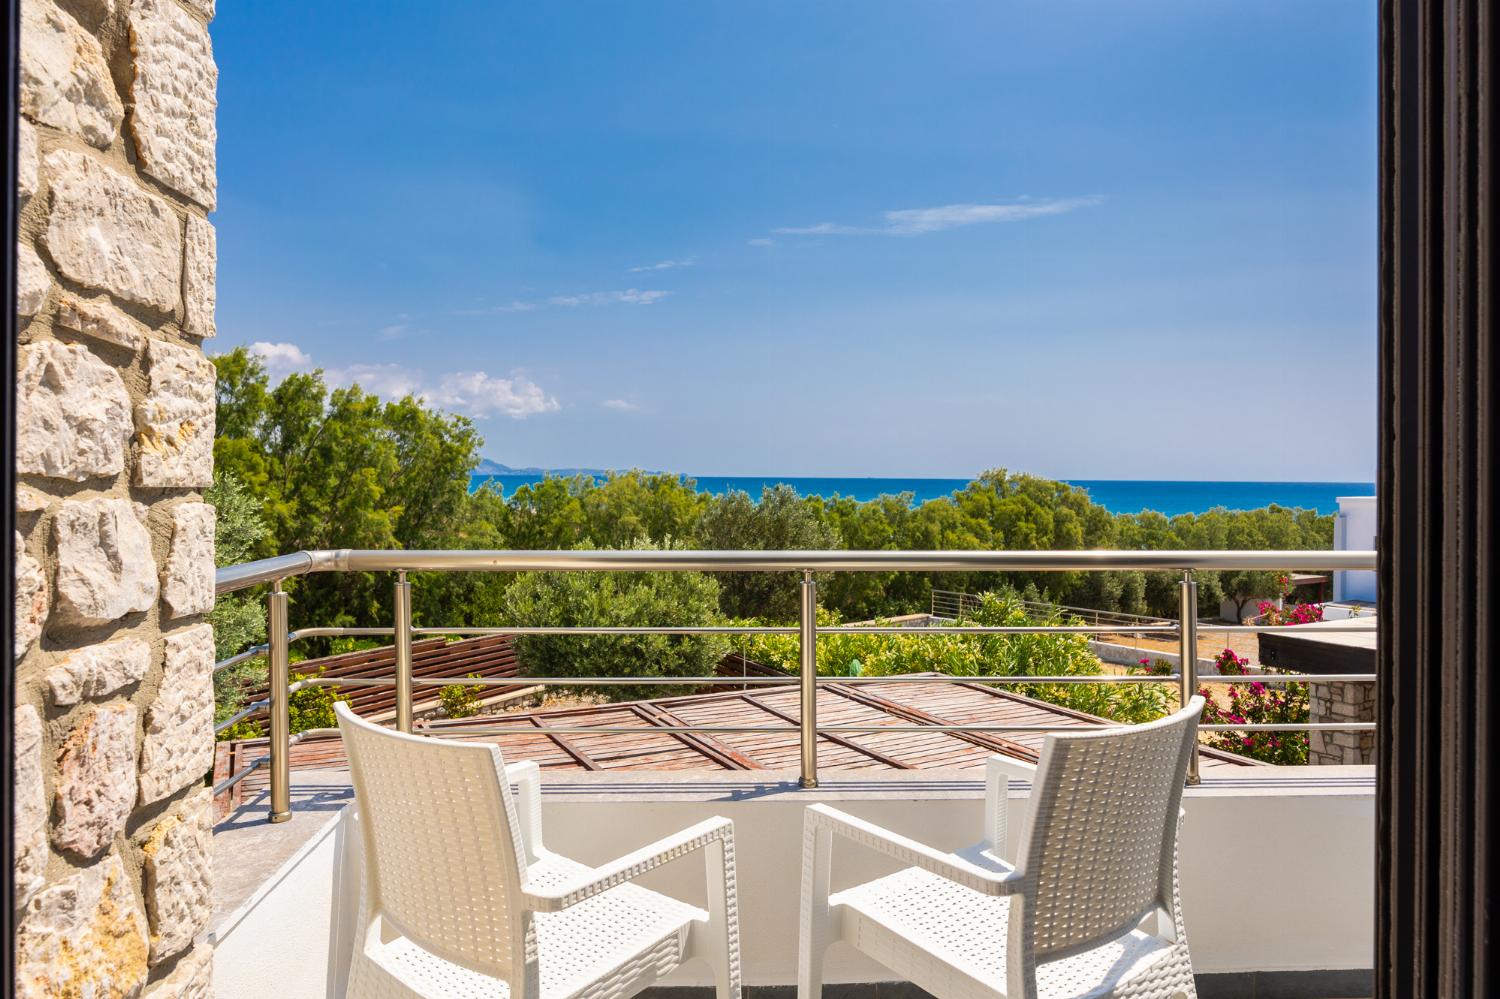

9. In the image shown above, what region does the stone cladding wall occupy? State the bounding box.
[14,0,218,994]
[1309,680,1377,766]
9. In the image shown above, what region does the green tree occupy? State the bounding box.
[697,485,840,620]
[502,541,730,700]
[207,471,273,725]
[211,347,488,644]
[501,471,708,551]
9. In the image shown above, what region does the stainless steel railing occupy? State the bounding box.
[931,589,1175,631]
[212,549,1378,823]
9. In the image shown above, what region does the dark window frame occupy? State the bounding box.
[2,1,1493,994]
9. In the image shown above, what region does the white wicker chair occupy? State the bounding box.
[798,697,1204,999]
[335,703,741,999]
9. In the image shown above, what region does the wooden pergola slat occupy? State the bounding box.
[528,714,602,770]
[629,702,758,770]
[825,682,1041,762]
[735,693,914,769]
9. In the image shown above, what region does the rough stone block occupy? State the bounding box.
[43,148,182,313]
[19,117,39,200]
[13,705,48,910]
[129,0,217,208]
[48,637,153,705]
[16,340,133,481]
[162,502,215,618]
[53,702,140,858]
[182,214,216,338]
[136,338,215,487]
[56,293,151,351]
[17,486,50,514]
[178,0,214,21]
[139,624,215,804]
[15,853,150,999]
[14,533,48,658]
[143,944,214,998]
[141,788,213,964]
[53,497,160,628]
[20,0,124,149]
[17,242,50,316]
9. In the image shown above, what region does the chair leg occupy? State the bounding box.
[798,821,835,999]
[699,837,742,999]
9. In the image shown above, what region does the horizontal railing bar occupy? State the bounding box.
[412,625,800,636]
[1194,624,1377,634]
[1200,723,1378,732]
[825,723,1380,733]
[214,644,268,673]
[212,757,266,795]
[291,676,797,688]
[215,551,328,594]
[288,627,395,640]
[412,624,1175,637]
[214,628,394,672]
[1198,673,1377,683]
[414,722,1381,736]
[423,725,799,736]
[825,624,1180,635]
[285,673,1186,689]
[214,699,270,733]
[218,548,1380,592]
[260,719,1376,742]
[255,719,1383,741]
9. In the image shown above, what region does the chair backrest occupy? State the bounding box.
[337,703,532,979]
[1013,696,1202,961]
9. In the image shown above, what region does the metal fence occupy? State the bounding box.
[212,549,1378,823]
[930,589,1176,630]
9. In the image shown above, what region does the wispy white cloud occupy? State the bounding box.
[601,398,640,412]
[746,237,775,247]
[325,363,426,401]
[377,324,411,341]
[546,288,670,307]
[247,341,313,374]
[458,288,670,316]
[240,342,559,420]
[629,257,696,273]
[773,197,1104,237]
[430,371,560,419]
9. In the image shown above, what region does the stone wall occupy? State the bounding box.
[13,0,217,995]
[1309,680,1377,766]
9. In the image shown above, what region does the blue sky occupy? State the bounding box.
[214,1,1376,480]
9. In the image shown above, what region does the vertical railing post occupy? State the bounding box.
[267,580,291,823]
[394,571,413,733]
[799,570,818,788]
[1178,569,1200,784]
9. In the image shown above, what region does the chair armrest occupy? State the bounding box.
[807,804,1021,897]
[505,760,544,863]
[984,755,1037,857]
[522,816,735,913]
[987,755,1037,784]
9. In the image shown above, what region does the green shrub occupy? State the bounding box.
[503,541,730,701]
[741,591,1171,724]
[215,669,347,742]
[439,674,484,718]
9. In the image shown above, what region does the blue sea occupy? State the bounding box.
[469,474,1374,517]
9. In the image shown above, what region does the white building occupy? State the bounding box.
[1331,495,1377,612]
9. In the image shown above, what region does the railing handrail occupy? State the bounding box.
[212,547,1380,820]
[217,548,1379,594]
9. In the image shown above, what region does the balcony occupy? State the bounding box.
[205,549,1377,998]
